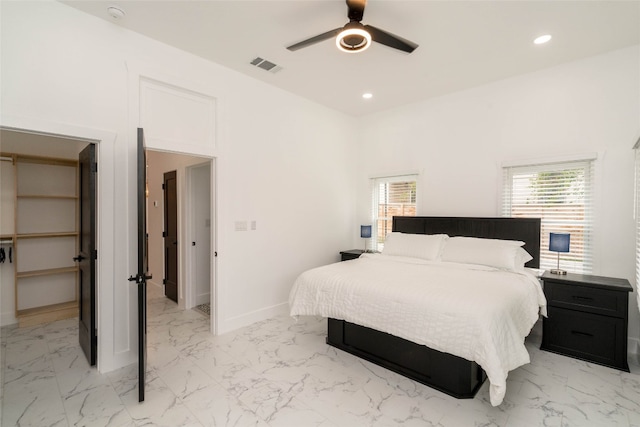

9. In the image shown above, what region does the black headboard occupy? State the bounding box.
[392,216,541,269]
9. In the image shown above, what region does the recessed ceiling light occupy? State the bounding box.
[107,6,126,20]
[362,93,373,99]
[533,34,552,45]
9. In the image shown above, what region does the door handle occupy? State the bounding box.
[73,255,85,262]
[128,274,153,283]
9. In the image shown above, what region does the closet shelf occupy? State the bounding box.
[16,266,78,279]
[17,301,78,327]
[6,151,80,327]
[16,232,78,239]
[15,155,77,167]
[17,194,78,200]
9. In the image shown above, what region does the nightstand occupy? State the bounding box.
[541,271,633,372]
[340,249,364,261]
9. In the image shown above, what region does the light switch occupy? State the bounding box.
[251,220,256,230]
[235,221,247,231]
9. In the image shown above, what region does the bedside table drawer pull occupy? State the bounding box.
[571,330,594,338]
[572,295,593,302]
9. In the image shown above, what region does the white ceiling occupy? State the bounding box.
[61,0,640,117]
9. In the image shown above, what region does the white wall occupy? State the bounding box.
[357,45,640,352]
[1,0,357,372]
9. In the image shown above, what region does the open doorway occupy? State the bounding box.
[145,150,214,326]
[0,128,97,366]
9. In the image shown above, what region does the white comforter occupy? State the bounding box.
[289,253,547,406]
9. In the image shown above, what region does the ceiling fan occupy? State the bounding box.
[286,0,418,54]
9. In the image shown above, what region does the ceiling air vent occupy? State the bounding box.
[250,57,282,74]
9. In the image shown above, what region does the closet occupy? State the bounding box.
[1,152,79,327]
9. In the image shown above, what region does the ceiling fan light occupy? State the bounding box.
[336,28,371,53]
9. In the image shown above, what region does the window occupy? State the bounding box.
[502,158,595,273]
[371,175,417,251]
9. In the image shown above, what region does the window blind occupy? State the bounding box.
[371,175,417,251]
[502,160,595,273]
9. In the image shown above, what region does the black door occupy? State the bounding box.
[163,171,178,302]
[76,144,97,365]
[129,128,151,402]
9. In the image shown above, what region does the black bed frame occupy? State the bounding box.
[327,216,541,399]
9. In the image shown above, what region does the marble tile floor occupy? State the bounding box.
[2,293,640,427]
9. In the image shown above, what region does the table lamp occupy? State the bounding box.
[549,233,570,275]
[361,225,372,252]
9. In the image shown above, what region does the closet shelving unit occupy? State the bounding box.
[2,152,80,327]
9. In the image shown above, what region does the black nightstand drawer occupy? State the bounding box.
[542,307,627,370]
[545,281,626,318]
[340,249,364,261]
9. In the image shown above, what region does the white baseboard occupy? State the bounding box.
[196,293,210,306]
[1,311,17,328]
[218,302,289,335]
[147,279,163,290]
[629,337,640,367]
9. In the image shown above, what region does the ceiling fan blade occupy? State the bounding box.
[365,25,419,53]
[287,28,343,51]
[346,0,366,22]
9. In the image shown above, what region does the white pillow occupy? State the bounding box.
[514,247,534,270]
[440,236,531,271]
[382,232,449,261]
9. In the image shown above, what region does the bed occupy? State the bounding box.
[289,216,545,406]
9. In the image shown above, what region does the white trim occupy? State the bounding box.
[369,170,421,180]
[629,337,640,366]
[501,152,598,168]
[185,165,194,310]
[0,126,97,144]
[218,302,288,335]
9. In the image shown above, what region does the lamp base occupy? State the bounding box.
[549,269,567,275]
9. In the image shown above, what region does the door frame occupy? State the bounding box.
[185,160,214,328]
[0,118,116,372]
[129,63,219,338]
